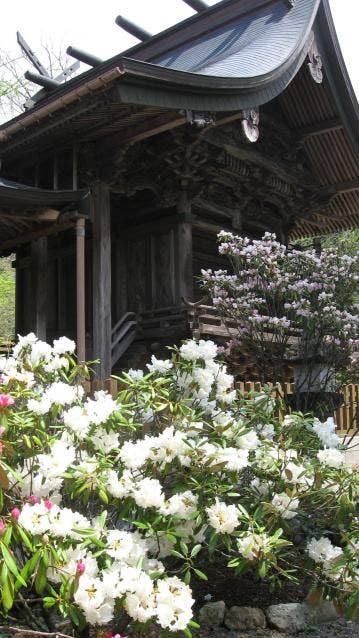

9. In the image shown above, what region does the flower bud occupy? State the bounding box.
[27,495,40,504]
[11,508,20,520]
[76,561,86,575]
[44,499,53,511]
[0,426,5,436]
[0,520,6,535]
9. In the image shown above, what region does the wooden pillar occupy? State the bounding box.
[31,237,47,340]
[177,182,193,303]
[178,220,193,303]
[73,145,86,365]
[76,219,86,364]
[91,182,111,379]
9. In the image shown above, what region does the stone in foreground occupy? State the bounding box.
[199,600,226,627]
[225,605,267,631]
[266,603,309,633]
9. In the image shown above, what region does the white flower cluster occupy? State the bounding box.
[0,334,75,389]
[272,493,299,520]
[2,334,357,632]
[312,417,340,448]
[307,536,343,570]
[206,499,240,534]
[18,500,90,538]
[73,535,193,629]
[18,499,194,629]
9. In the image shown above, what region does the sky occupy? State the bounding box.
[0,0,358,97]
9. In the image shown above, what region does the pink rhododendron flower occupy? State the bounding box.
[0,394,14,408]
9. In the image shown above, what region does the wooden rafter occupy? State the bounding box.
[296,117,343,139]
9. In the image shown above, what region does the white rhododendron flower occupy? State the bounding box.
[307,537,343,569]
[147,355,173,374]
[84,390,117,425]
[63,405,91,438]
[317,448,346,468]
[1,333,358,633]
[53,336,76,355]
[312,417,341,448]
[127,368,144,380]
[206,499,240,533]
[272,493,299,519]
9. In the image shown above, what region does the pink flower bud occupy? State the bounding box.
[0,426,5,436]
[0,394,14,408]
[44,500,53,511]
[76,561,86,575]
[0,520,6,535]
[11,507,21,520]
[0,442,3,454]
[27,495,40,505]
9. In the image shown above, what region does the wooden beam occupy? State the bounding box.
[296,117,343,139]
[31,237,47,340]
[0,221,76,255]
[91,182,111,379]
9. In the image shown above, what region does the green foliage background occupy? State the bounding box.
[0,257,15,342]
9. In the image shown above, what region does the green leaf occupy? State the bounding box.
[98,489,109,504]
[1,543,26,587]
[193,569,208,581]
[184,570,191,585]
[34,558,47,594]
[190,544,202,558]
[188,620,200,629]
[43,597,56,608]
[16,526,33,551]
[2,574,14,611]
[19,551,40,585]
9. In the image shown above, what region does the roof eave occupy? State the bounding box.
[316,0,359,152]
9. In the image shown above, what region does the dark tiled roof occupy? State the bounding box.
[151,0,315,78]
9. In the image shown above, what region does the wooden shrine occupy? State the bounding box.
[0,0,358,378]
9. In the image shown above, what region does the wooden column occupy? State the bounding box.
[31,237,47,340]
[73,145,86,365]
[177,184,193,303]
[76,219,86,363]
[177,219,193,303]
[91,182,111,379]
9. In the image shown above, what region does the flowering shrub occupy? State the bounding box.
[0,334,358,635]
[201,232,359,410]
